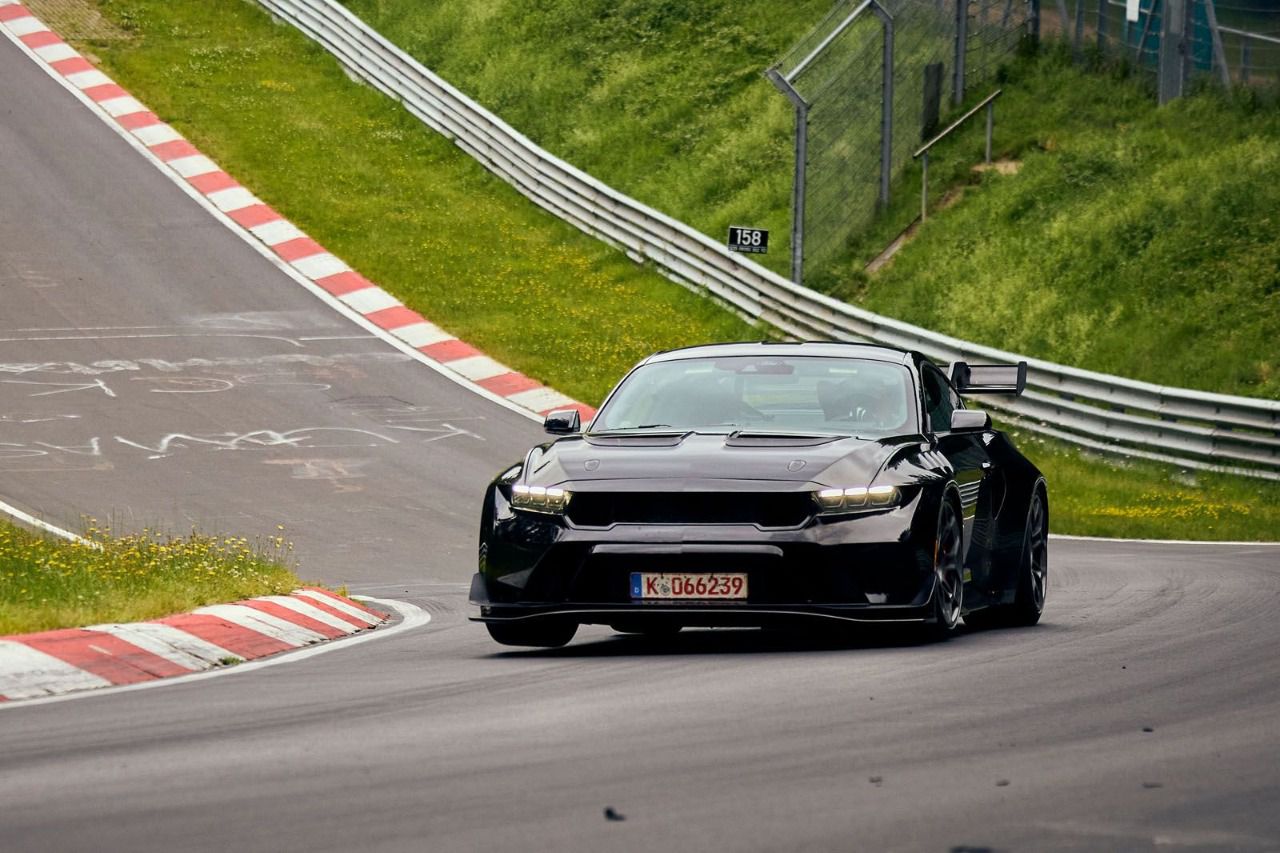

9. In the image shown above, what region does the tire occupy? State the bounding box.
[966,489,1048,629]
[485,620,578,648]
[923,496,964,642]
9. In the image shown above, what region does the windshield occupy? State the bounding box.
[591,355,916,435]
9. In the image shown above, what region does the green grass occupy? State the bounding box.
[56,0,1278,541]
[337,0,819,285]
[332,4,1279,401]
[858,47,1280,400]
[1004,426,1280,540]
[0,521,300,635]
[75,0,758,407]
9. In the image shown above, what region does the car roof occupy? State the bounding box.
[642,341,915,366]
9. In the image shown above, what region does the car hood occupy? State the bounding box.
[524,432,918,489]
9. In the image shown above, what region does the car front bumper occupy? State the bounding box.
[471,495,938,626]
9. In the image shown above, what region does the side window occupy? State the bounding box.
[922,366,958,433]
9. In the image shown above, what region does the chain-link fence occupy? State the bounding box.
[1060,1,1280,99]
[768,0,1032,284]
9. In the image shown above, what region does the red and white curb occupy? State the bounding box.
[0,0,595,424]
[0,588,387,701]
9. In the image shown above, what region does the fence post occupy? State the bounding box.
[954,0,968,105]
[766,68,808,284]
[878,5,895,208]
[1201,0,1232,88]
[1096,0,1107,51]
[792,103,809,282]
[985,100,994,163]
[1029,0,1041,45]
[921,152,930,222]
[1158,0,1187,103]
[1073,0,1086,57]
[1241,39,1251,84]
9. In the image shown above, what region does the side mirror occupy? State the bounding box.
[950,409,991,433]
[543,409,581,435]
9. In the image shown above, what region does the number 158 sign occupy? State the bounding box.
[727,226,768,255]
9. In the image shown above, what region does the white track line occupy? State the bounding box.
[1049,533,1280,547]
[0,497,89,544]
[0,596,428,710]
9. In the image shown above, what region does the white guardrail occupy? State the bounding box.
[258,0,1280,479]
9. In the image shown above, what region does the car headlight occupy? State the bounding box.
[813,485,901,513]
[511,484,571,514]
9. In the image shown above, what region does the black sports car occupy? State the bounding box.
[471,342,1047,647]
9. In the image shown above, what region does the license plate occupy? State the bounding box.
[630,572,748,600]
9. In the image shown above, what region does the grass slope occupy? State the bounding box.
[339,0,818,283]
[860,49,1280,399]
[337,3,1278,400]
[53,0,1278,540]
[73,0,757,406]
[1007,428,1280,541]
[0,522,299,635]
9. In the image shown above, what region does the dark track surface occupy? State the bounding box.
[3,32,1279,853]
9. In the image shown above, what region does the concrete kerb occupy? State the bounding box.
[0,588,404,705]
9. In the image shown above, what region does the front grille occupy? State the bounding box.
[565,492,813,528]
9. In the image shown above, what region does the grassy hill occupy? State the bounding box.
[857,50,1280,400]
[337,0,822,282]
[340,2,1279,400]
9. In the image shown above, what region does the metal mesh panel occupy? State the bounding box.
[790,10,892,271]
[967,0,1034,83]
[771,0,1030,280]
[1083,1,1279,89]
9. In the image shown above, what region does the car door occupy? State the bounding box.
[920,363,997,597]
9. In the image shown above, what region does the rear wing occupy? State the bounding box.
[948,361,1027,395]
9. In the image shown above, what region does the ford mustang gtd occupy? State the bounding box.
[470,342,1048,647]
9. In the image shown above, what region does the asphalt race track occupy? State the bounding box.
[3,32,1280,853]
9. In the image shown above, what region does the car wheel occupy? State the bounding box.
[486,620,578,648]
[925,498,964,641]
[1006,489,1048,625]
[966,489,1047,629]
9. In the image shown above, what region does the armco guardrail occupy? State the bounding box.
[257,0,1280,479]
